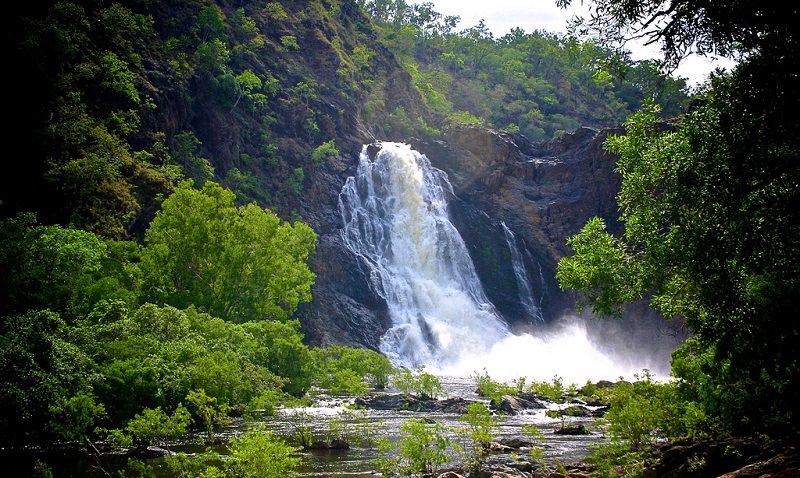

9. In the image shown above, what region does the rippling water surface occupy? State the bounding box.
[255,375,605,478]
[5,374,608,477]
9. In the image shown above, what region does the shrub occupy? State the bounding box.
[454,402,497,472]
[472,369,517,405]
[600,370,682,450]
[375,418,451,477]
[311,140,339,162]
[392,367,442,400]
[226,424,300,478]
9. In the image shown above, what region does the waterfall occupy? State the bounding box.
[501,222,544,324]
[339,142,510,368]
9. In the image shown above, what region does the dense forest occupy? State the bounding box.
[2,0,798,477]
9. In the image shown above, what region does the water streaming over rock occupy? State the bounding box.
[501,221,545,324]
[339,142,510,368]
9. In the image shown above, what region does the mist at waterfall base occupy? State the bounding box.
[339,142,680,386]
[432,313,680,385]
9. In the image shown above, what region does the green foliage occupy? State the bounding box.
[472,369,517,405]
[520,423,546,462]
[120,458,157,478]
[376,418,451,477]
[444,110,483,127]
[186,389,230,444]
[454,402,497,472]
[285,408,314,449]
[32,460,53,478]
[10,0,795,466]
[392,367,443,399]
[311,140,340,162]
[140,180,316,323]
[49,392,106,444]
[280,35,300,50]
[264,3,288,21]
[0,214,107,319]
[556,216,644,317]
[284,167,305,195]
[232,70,263,109]
[125,403,191,448]
[312,345,395,394]
[557,60,800,434]
[598,371,683,450]
[225,425,300,478]
[527,376,567,403]
[172,132,214,187]
[584,441,646,478]
[166,451,225,478]
[242,319,315,396]
[96,427,132,450]
[0,309,97,446]
[197,6,226,43]
[332,407,382,448]
[85,301,295,426]
[367,1,689,139]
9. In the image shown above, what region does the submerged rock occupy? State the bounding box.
[353,393,472,413]
[306,438,349,450]
[554,423,589,435]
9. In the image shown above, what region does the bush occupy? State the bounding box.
[392,367,442,400]
[454,402,497,472]
[527,376,567,402]
[226,424,300,478]
[599,370,682,450]
[472,369,517,405]
[311,345,396,395]
[375,418,451,477]
[311,140,339,162]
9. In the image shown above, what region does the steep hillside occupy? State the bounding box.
[4,0,688,349]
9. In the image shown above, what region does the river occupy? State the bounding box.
[5,374,608,477]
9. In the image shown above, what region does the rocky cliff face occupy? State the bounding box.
[298,124,628,349]
[417,125,626,331]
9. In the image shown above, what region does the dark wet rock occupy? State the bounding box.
[492,393,548,415]
[499,437,533,449]
[437,472,467,478]
[554,423,589,435]
[554,404,608,418]
[640,437,800,478]
[353,393,472,413]
[306,438,349,450]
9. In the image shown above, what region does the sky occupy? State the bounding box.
[428,0,738,87]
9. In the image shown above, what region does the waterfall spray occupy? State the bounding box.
[339,142,510,368]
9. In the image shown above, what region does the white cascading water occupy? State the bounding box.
[339,142,510,368]
[339,142,675,383]
[501,222,544,324]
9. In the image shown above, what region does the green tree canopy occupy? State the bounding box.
[139,181,316,323]
[555,0,800,439]
[0,213,107,319]
[557,70,800,434]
